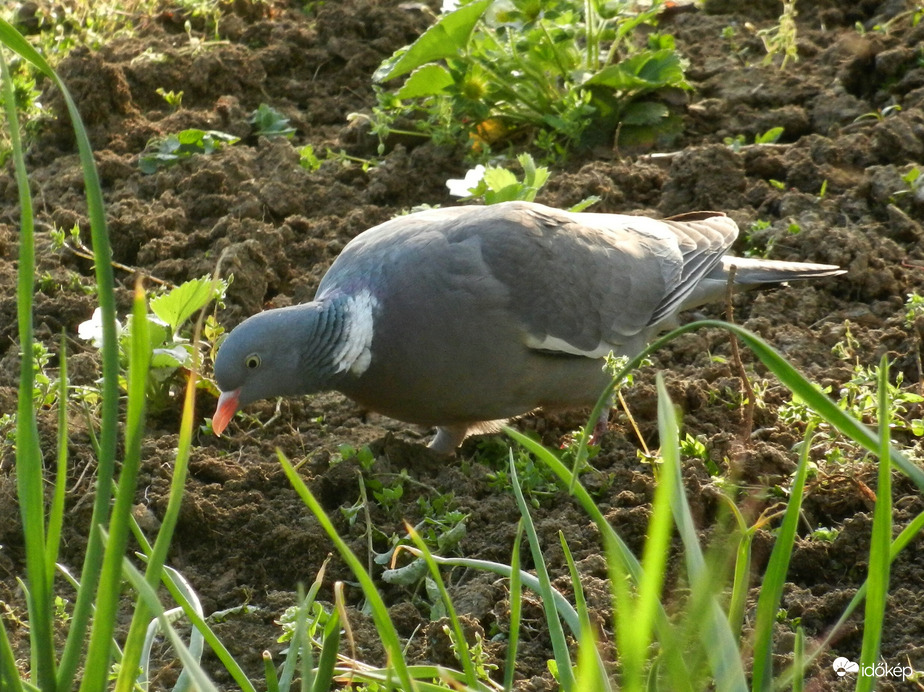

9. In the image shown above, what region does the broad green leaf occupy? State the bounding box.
[151,345,190,371]
[587,50,687,92]
[177,128,205,144]
[397,64,455,99]
[621,101,669,126]
[374,0,491,82]
[482,166,518,192]
[150,277,219,333]
[584,63,650,91]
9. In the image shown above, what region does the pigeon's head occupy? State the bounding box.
[211,306,327,435]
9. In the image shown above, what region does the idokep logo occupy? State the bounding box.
[832,656,915,681]
[832,657,859,677]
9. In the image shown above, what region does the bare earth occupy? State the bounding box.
[1,0,923,689]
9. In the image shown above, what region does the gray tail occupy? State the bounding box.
[676,255,845,314]
[718,256,846,284]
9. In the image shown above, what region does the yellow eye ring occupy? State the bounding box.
[245,353,261,369]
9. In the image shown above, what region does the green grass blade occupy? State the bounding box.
[856,356,893,692]
[507,450,575,691]
[265,651,280,692]
[45,335,69,590]
[774,509,924,690]
[503,427,691,686]
[280,567,328,692]
[621,373,677,687]
[1,617,27,692]
[405,526,479,687]
[79,283,151,692]
[658,377,747,692]
[117,291,207,692]
[723,501,753,640]
[0,20,124,690]
[121,558,220,692]
[559,533,591,636]
[793,626,805,692]
[1,44,56,691]
[276,449,417,690]
[560,533,612,692]
[311,608,341,692]
[751,424,815,691]
[503,523,523,692]
[573,626,604,691]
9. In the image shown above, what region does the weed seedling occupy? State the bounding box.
[757,0,799,70]
[139,128,240,173]
[155,87,183,110]
[249,103,295,138]
[905,292,924,325]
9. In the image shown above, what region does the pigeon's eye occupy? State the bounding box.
[245,354,261,370]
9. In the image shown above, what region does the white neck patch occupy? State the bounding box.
[333,289,377,376]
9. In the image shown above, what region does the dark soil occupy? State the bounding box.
[2,0,924,689]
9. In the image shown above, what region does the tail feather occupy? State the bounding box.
[718,255,846,284]
[673,255,845,315]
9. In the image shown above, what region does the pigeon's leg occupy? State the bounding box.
[589,395,614,446]
[429,424,470,454]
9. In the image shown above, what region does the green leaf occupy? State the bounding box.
[482,166,518,192]
[150,276,222,334]
[151,345,190,371]
[249,104,296,138]
[587,50,687,92]
[620,100,669,126]
[396,64,455,99]
[755,126,784,144]
[177,128,208,146]
[374,0,492,82]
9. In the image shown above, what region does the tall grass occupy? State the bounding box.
[3,14,922,692]
[0,19,225,692]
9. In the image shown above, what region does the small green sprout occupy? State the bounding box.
[811,527,839,542]
[758,0,799,70]
[723,134,746,152]
[727,127,784,152]
[335,443,375,470]
[139,129,240,173]
[298,144,321,171]
[155,87,183,110]
[905,292,924,325]
[754,126,785,144]
[249,103,296,138]
[854,104,902,122]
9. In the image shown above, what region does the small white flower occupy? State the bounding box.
[441,0,460,12]
[78,308,105,347]
[446,165,486,197]
[77,307,120,348]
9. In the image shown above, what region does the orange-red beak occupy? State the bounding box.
[212,388,241,436]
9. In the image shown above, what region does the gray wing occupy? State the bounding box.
[468,203,738,357]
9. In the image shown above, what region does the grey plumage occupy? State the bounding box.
[212,201,844,452]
